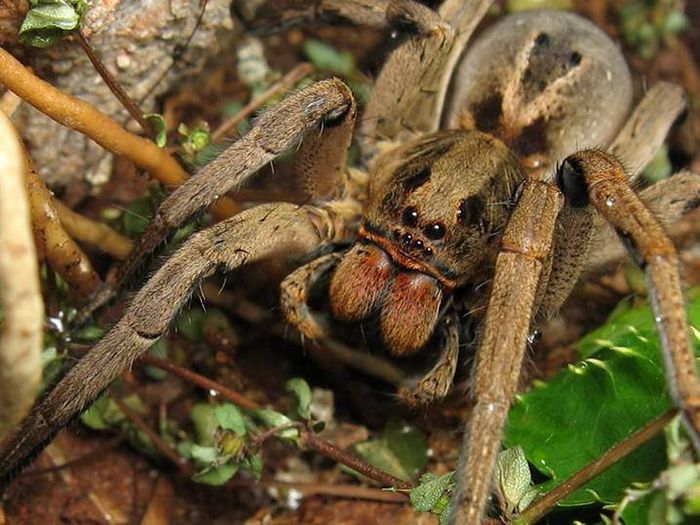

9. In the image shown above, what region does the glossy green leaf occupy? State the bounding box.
[505,292,700,507]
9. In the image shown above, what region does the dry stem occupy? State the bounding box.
[24,161,102,298]
[52,199,132,260]
[0,47,239,220]
[0,110,43,439]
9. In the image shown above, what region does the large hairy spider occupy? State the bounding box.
[2,1,700,523]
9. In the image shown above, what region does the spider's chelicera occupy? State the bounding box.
[2,2,700,524]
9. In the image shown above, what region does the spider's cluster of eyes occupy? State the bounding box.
[391,205,447,256]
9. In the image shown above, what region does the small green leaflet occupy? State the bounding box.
[19,0,87,48]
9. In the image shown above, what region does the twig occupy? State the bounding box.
[24,160,102,298]
[110,390,192,475]
[248,422,304,452]
[516,408,676,524]
[136,354,261,410]
[300,429,413,490]
[52,198,133,259]
[75,30,154,136]
[0,47,240,220]
[211,62,314,142]
[228,478,410,503]
[0,110,43,439]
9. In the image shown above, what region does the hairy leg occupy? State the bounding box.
[541,81,687,315]
[0,202,338,486]
[587,171,700,269]
[362,0,493,150]
[75,79,355,326]
[610,81,686,182]
[448,180,563,524]
[561,150,700,449]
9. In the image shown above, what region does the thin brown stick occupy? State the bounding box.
[136,354,261,410]
[300,429,413,490]
[110,391,191,475]
[52,198,133,259]
[211,62,314,142]
[516,409,676,524]
[228,478,410,503]
[75,30,154,136]
[0,47,240,220]
[0,110,43,439]
[24,160,102,298]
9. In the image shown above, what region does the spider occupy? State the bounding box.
[1,1,700,523]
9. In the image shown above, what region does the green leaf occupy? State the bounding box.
[496,446,536,513]
[286,377,312,421]
[190,444,218,464]
[144,114,167,147]
[192,462,238,485]
[354,420,428,482]
[214,403,246,436]
[506,0,572,12]
[80,392,112,430]
[251,408,299,442]
[410,472,455,513]
[176,309,207,342]
[122,195,155,238]
[302,39,355,76]
[19,0,87,48]
[144,339,167,380]
[506,291,700,507]
[191,403,218,446]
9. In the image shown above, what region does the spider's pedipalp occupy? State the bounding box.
[0,202,331,486]
[281,252,343,340]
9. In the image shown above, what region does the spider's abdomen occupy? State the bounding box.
[445,10,632,173]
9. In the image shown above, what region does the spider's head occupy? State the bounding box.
[328,130,524,356]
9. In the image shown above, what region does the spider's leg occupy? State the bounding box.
[610,81,686,181]
[281,252,343,340]
[588,170,700,270]
[362,0,493,150]
[448,180,563,524]
[74,79,355,326]
[400,310,460,407]
[234,0,392,34]
[560,150,700,449]
[0,202,342,487]
[538,82,687,314]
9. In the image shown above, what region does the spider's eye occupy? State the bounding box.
[457,195,485,228]
[535,32,550,46]
[557,157,589,208]
[569,51,582,67]
[402,206,420,227]
[424,222,446,240]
